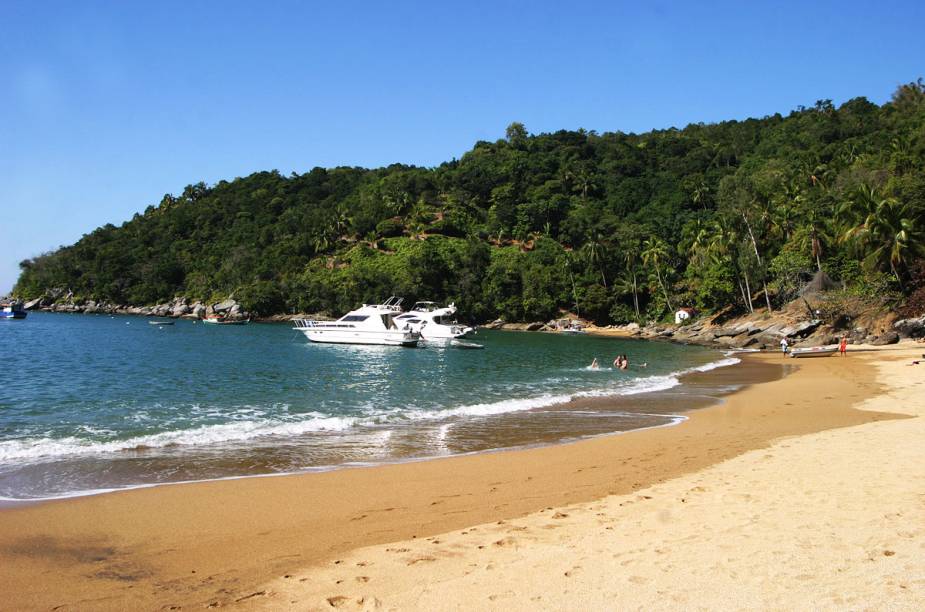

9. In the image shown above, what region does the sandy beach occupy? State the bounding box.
[1,346,922,610]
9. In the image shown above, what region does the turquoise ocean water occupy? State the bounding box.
[0,312,737,501]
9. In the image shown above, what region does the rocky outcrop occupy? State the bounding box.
[213,299,237,313]
[871,331,900,345]
[893,316,925,339]
[32,295,250,321]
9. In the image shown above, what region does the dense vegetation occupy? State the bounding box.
[15,80,925,323]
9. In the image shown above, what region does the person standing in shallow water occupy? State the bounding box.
[839,336,848,356]
[780,337,789,356]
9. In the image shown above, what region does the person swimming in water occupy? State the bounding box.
[590,358,600,369]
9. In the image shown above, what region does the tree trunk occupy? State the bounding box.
[631,272,640,320]
[655,266,673,312]
[736,276,749,312]
[742,212,773,312]
[742,272,755,313]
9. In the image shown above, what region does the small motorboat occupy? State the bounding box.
[554,319,586,334]
[203,316,250,325]
[148,320,175,326]
[789,346,837,358]
[0,300,27,319]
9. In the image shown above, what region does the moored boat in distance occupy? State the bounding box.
[0,300,27,319]
[393,301,473,342]
[148,319,175,326]
[294,297,420,347]
[203,316,249,325]
[789,346,837,358]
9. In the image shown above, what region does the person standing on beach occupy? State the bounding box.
[839,336,848,356]
[780,337,789,355]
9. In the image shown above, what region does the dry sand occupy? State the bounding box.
[0,347,920,610]
[249,346,925,611]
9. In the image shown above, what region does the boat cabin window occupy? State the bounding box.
[341,315,369,322]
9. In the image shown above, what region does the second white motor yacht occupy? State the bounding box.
[393,301,474,341]
[293,297,421,346]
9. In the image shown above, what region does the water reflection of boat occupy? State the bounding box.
[0,300,27,319]
[450,339,484,350]
[393,301,473,341]
[293,297,420,347]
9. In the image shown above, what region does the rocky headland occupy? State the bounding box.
[485,300,925,350]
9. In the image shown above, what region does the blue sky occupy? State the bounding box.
[2,0,924,294]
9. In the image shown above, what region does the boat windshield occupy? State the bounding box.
[411,302,438,312]
[340,315,369,322]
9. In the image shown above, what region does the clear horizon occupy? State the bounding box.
[3,0,924,294]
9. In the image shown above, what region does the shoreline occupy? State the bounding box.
[0,346,744,510]
[0,348,907,609]
[258,345,924,610]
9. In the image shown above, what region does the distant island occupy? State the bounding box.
[14,80,925,325]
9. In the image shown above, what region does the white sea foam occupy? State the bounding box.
[0,414,359,462]
[0,356,740,464]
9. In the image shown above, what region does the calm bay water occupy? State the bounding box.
[0,312,736,501]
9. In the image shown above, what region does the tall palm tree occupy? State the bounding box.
[613,270,641,321]
[841,192,923,288]
[582,230,609,288]
[641,237,673,312]
[704,217,755,313]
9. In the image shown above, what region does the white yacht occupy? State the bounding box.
[293,297,420,347]
[393,301,474,341]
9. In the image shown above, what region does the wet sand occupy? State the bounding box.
[0,351,905,610]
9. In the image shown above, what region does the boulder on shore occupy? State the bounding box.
[213,299,237,313]
[871,331,900,346]
[24,297,44,310]
[893,316,925,338]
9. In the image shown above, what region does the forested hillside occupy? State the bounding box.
[14,80,925,323]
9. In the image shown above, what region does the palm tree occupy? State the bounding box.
[680,218,716,269]
[564,252,580,317]
[581,230,609,288]
[703,217,755,313]
[841,189,923,288]
[641,237,673,312]
[613,270,641,321]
